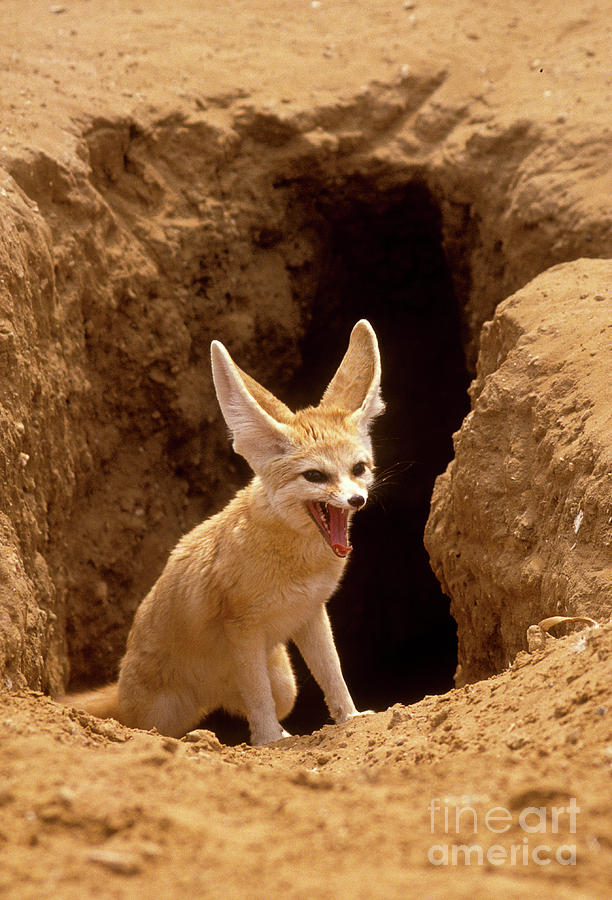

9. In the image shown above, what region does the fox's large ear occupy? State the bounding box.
[320,319,385,432]
[211,341,293,471]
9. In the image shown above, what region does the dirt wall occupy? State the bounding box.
[0,0,611,710]
[425,258,612,683]
[2,18,612,697]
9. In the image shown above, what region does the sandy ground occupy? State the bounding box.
[2,620,611,898]
[1,2,611,897]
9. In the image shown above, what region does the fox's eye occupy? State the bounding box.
[352,461,367,477]
[302,469,328,483]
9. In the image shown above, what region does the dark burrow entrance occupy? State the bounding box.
[209,178,471,742]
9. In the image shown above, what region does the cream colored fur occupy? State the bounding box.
[64,320,384,745]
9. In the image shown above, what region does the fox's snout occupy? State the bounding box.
[330,476,368,512]
[329,485,367,511]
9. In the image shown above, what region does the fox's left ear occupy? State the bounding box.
[320,319,385,433]
[210,341,294,472]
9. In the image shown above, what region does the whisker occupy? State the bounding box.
[365,460,415,512]
[372,460,414,489]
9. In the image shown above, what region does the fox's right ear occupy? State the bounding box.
[210,341,293,472]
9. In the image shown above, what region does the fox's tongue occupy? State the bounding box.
[329,506,350,558]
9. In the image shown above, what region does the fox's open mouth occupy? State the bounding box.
[306,501,352,558]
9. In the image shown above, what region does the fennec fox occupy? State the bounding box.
[65,320,385,745]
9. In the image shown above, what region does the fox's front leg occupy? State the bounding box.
[293,604,368,724]
[225,625,286,745]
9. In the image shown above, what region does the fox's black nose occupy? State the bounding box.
[348,494,365,509]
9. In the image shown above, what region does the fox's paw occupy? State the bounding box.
[251,723,292,745]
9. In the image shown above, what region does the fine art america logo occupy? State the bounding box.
[427,796,579,867]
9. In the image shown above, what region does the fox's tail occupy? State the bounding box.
[61,682,120,721]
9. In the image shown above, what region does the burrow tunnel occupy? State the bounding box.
[207,178,471,742]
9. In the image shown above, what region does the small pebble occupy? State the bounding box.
[87,849,142,875]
